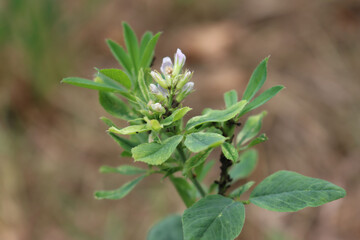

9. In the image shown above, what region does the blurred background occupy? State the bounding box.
[1,0,359,239]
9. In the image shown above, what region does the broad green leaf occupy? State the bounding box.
[186,100,247,130]
[229,181,255,198]
[99,91,133,120]
[242,57,268,101]
[230,149,258,182]
[224,90,238,108]
[241,85,284,116]
[131,135,183,165]
[147,215,183,240]
[139,31,153,57]
[162,107,192,126]
[196,160,215,182]
[123,22,140,72]
[140,32,161,69]
[236,111,267,146]
[170,176,196,207]
[239,133,268,151]
[62,77,127,93]
[138,69,150,102]
[109,124,151,135]
[250,171,346,212]
[182,195,245,240]
[106,39,132,75]
[184,132,226,153]
[221,142,238,162]
[99,69,132,89]
[94,175,145,200]
[99,165,146,175]
[183,149,212,174]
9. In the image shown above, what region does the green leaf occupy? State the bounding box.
[140,32,161,69]
[109,124,151,135]
[147,215,183,240]
[196,160,215,182]
[99,92,133,120]
[99,165,146,175]
[123,22,140,72]
[229,181,255,198]
[230,149,258,182]
[183,149,212,174]
[224,90,238,108]
[184,132,226,153]
[106,39,132,75]
[131,135,183,165]
[221,142,238,162]
[139,31,153,57]
[94,175,145,200]
[162,107,192,126]
[239,133,268,150]
[236,111,267,146]
[182,195,245,240]
[250,171,346,212]
[61,77,128,93]
[170,176,196,207]
[186,100,247,130]
[241,85,284,116]
[242,57,268,101]
[99,69,132,89]
[138,69,150,102]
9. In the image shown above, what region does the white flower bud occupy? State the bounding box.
[151,103,165,113]
[149,83,160,94]
[182,82,194,94]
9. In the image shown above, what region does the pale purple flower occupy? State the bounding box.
[160,57,173,76]
[157,84,169,97]
[182,82,194,94]
[176,70,193,90]
[149,84,160,94]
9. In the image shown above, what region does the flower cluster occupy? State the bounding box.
[149,49,194,114]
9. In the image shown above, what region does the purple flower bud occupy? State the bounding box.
[182,82,194,94]
[157,84,169,97]
[173,49,186,76]
[176,70,193,90]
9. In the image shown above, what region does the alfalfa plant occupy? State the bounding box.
[61,23,346,240]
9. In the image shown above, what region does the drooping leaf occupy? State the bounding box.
[229,181,255,198]
[221,142,239,162]
[240,85,284,116]
[170,176,196,207]
[99,165,147,175]
[182,195,246,240]
[147,215,183,240]
[224,90,238,108]
[250,171,346,212]
[186,100,247,130]
[99,92,133,120]
[109,124,151,135]
[106,39,132,75]
[99,68,132,89]
[236,111,267,146]
[183,149,213,174]
[139,31,153,57]
[94,175,145,200]
[162,107,192,126]
[242,57,268,101]
[131,135,183,165]
[123,22,140,72]
[230,149,258,182]
[184,132,226,153]
[140,32,162,69]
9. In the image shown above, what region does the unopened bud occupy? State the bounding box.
[173,49,186,76]
[149,119,162,131]
[150,71,168,89]
[150,103,165,114]
[176,70,193,90]
[182,82,194,94]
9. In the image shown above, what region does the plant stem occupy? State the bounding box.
[177,145,206,198]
